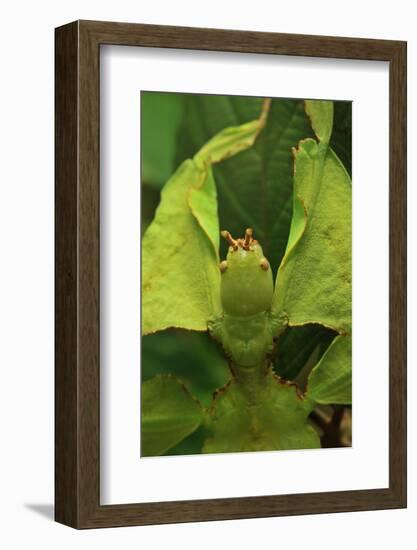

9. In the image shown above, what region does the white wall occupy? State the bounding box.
[0,0,415,547]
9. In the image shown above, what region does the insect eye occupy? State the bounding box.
[219,261,228,273]
[260,258,269,271]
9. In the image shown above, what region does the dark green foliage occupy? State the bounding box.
[274,325,337,381]
[331,101,352,176]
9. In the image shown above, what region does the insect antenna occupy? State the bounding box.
[221,230,238,250]
[243,228,253,250]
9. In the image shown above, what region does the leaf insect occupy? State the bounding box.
[209,228,276,374]
[142,98,352,455]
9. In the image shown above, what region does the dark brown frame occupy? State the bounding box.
[55,20,407,529]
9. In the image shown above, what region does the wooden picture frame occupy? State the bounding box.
[55,20,407,529]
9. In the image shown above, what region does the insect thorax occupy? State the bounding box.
[221,312,274,369]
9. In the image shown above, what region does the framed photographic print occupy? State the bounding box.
[55,20,407,528]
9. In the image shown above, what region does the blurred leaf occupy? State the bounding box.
[141,374,204,456]
[141,92,184,188]
[274,324,337,381]
[176,94,315,274]
[307,335,352,405]
[331,101,352,177]
[142,330,229,407]
[142,109,270,335]
[203,370,319,453]
[272,137,352,334]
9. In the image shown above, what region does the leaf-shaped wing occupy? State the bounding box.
[272,101,351,335]
[141,374,204,456]
[142,112,268,335]
[142,160,220,334]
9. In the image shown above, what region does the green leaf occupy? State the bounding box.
[176,95,315,274]
[304,99,334,144]
[141,92,184,189]
[307,335,352,404]
[203,370,319,453]
[272,139,352,335]
[141,374,204,456]
[142,114,268,335]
